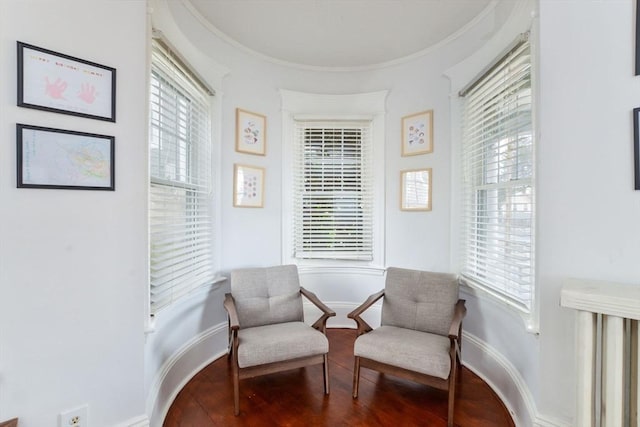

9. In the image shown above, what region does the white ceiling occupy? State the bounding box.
[186,0,507,69]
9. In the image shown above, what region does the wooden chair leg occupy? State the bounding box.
[233,365,240,416]
[352,356,361,398]
[447,363,457,427]
[323,353,330,394]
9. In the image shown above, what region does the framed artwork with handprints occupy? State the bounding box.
[17,41,116,122]
[236,108,266,155]
[233,164,264,208]
[401,110,433,156]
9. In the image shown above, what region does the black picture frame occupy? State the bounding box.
[637,0,640,75]
[634,108,640,190]
[17,124,115,191]
[17,41,116,122]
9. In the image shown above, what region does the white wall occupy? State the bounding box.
[164,0,513,278]
[0,1,148,426]
[3,1,638,426]
[536,0,640,423]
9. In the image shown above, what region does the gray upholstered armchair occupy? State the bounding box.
[347,267,466,427]
[224,264,336,416]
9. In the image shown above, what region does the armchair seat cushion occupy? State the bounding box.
[238,321,329,368]
[354,325,451,380]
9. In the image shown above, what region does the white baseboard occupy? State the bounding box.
[463,332,572,427]
[114,415,150,427]
[146,322,228,427]
[463,331,535,426]
[146,304,570,427]
[534,413,572,427]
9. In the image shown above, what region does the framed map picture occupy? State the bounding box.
[17,124,115,190]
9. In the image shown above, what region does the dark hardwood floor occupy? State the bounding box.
[164,328,515,426]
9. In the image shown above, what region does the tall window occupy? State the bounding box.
[293,121,373,261]
[460,36,534,312]
[149,39,215,314]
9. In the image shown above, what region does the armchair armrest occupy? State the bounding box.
[224,293,240,332]
[300,286,336,331]
[448,299,467,340]
[347,289,385,336]
[0,418,18,427]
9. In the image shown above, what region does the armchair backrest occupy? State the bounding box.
[230,264,304,328]
[381,267,459,336]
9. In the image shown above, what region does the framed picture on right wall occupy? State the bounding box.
[634,107,640,190]
[401,110,433,156]
[233,163,265,208]
[636,0,640,75]
[400,168,432,211]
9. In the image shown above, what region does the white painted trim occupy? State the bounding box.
[461,281,539,334]
[280,90,388,115]
[463,331,533,426]
[114,415,150,427]
[179,0,500,72]
[280,89,388,270]
[146,303,569,427]
[146,322,228,427]
[298,265,386,277]
[463,331,571,427]
[561,278,640,320]
[534,413,573,427]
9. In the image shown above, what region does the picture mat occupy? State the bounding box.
[19,43,115,120]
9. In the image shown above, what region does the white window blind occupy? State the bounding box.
[460,37,534,312]
[293,121,373,261]
[149,40,215,314]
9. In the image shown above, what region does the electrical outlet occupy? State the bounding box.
[59,405,88,427]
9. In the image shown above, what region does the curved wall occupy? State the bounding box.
[146,1,543,426]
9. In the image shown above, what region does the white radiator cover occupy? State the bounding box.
[561,279,640,427]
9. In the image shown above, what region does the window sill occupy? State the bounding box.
[459,277,539,335]
[297,264,386,277]
[145,275,227,335]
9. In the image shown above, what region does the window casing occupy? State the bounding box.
[460,37,535,313]
[149,40,215,314]
[280,90,387,270]
[293,122,373,261]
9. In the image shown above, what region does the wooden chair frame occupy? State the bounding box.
[0,419,18,427]
[224,287,336,416]
[348,291,466,427]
